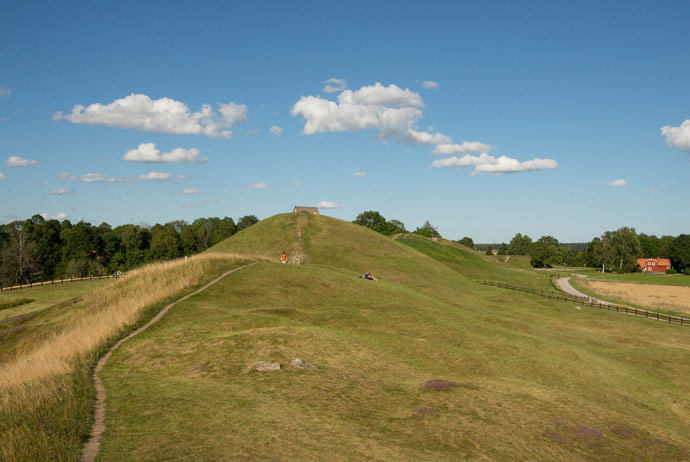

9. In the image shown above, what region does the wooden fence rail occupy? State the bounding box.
[478,280,687,326]
[1,274,121,292]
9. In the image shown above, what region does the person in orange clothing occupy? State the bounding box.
[281,251,287,264]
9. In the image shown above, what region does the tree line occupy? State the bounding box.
[0,214,259,287]
[494,228,690,273]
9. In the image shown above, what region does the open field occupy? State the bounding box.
[580,280,690,315]
[570,269,690,287]
[92,214,690,461]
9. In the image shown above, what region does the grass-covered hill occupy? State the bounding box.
[97,213,690,461]
[2,212,690,461]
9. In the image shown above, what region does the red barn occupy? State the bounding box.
[637,258,672,273]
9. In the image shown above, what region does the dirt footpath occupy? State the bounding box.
[584,280,690,314]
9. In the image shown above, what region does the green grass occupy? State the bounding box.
[394,233,552,290]
[570,269,690,287]
[0,280,113,322]
[94,214,690,461]
[0,298,33,312]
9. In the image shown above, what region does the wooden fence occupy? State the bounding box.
[1,274,120,292]
[478,280,688,326]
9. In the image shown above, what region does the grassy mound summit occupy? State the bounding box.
[3,213,690,461]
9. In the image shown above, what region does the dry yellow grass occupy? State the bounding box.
[585,280,690,313]
[0,253,243,405]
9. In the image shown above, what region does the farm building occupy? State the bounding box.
[293,206,319,215]
[637,258,672,273]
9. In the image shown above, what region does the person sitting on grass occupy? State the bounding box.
[363,271,379,282]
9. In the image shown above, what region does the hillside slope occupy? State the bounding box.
[86,214,690,460]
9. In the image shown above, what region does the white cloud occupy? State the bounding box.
[0,86,11,97]
[139,172,186,181]
[217,102,248,126]
[174,188,202,195]
[0,172,6,180]
[40,212,67,220]
[605,179,628,187]
[246,129,260,135]
[44,188,73,195]
[661,119,690,153]
[58,172,119,183]
[53,93,247,138]
[291,82,450,145]
[183,202,206,208]
[58,171,184,183]
[432,153,558,175]
[322,78,347,94]
[247,182,267,189]
[291,180,301,185]
[353,171,367,177]
[122,143,206,164]
[317,201,339,209]
[422,80,439,89]
[431,141,494,155]
[6,156,38,166]
[270,125,283,136]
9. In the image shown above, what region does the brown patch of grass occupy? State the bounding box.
[585,280,690,313]
[422,379,479,391]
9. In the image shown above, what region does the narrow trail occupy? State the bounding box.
[291,214,308,264]
[557,276,610,305]
[81,262,258,462]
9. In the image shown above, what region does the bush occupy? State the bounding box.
[666,268,677,274]
[685,267,690,275]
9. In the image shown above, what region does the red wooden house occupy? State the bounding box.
[637,258,672,273]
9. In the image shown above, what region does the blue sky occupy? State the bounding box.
[1,0,688,242]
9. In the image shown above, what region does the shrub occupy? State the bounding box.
[666,268,677,274]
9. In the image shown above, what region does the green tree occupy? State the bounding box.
[529,236,562,268]
[670,234,690,273]
[610,227,642,272]
[508,233,532,255]
[485,245,494,256]
[639,233,660,257]
[1,224,38,286]
[150,224,182,260]
[237,215,259,231]
[497,243,509,255]
[388,220,407,233]
[217,217,238,241]
[353,211,387,232]
[659,235,675,258]
[413,221,441,238]
[457,237,474,249]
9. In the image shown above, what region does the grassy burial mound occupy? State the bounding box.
[0,254,249,462]
[92,213,690,461]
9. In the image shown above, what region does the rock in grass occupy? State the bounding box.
[291,358,313,369]
[254,361,281,371]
